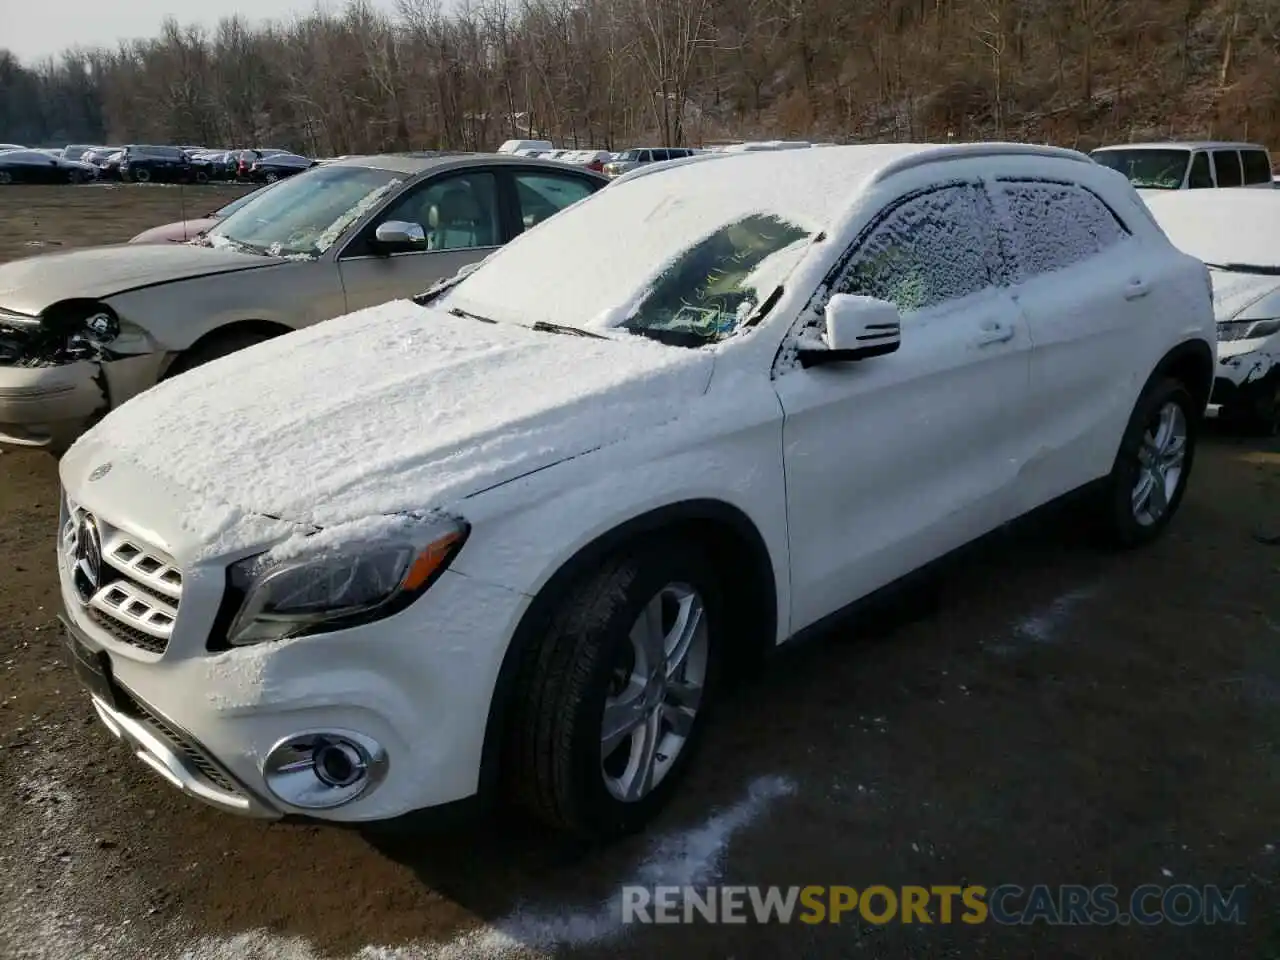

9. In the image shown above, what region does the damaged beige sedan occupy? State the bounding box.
[0,153,605,452]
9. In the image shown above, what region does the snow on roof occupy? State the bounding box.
[1093,141,1268,152]
[1145,189,1280,267]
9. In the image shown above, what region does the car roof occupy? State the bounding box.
[1092,141,1269,152]
[325,152,610,179]
[614,141,1091,192]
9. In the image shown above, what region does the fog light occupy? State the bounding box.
[262,730,388,810]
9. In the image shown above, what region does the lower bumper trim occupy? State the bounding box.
[89,693,281,820]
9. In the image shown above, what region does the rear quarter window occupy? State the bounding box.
[1241,149,1273,185]
[1213,150,1243,187]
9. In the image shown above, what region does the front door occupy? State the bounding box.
[337,170,504,313]
[773,182,1032,632]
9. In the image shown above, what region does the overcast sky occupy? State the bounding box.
[2,0,402,62]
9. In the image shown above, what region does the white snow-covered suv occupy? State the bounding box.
[56,143,1216,840]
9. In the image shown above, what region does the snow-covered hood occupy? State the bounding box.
[0,242,283,316]
[65,300,714,552]
[1208,268,1280,322]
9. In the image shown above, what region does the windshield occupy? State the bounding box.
[443,174,817,346]
[1091,149,1189,190]
[208,165,400,257]
[214,184,275,219]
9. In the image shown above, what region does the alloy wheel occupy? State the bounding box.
[1131,400,1187,526]
[601,582,709,803]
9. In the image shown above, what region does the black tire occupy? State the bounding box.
[0,171,12,185]
[132,167,151,183]
[1221,373,1280,437]
[506,538,724,840]
[194,170,209,184]
[1097,376,1199,548]
[163,329,276,380]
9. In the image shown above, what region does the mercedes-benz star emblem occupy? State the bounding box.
[88,462,112,482]
[72,515,104,602]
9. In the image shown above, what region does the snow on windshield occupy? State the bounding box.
[444,145,927,339]
[1145,190,1280,269]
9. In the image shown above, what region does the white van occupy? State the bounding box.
[497,139,554,155]
[1091,141,1274,192]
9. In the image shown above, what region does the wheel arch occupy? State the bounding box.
[1152,337,1215,415]
[159,319,293,379]
[475,497,779,803]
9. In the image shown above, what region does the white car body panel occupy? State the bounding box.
[55,143,1216,823]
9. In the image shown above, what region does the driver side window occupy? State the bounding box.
[373,172,500,253]
[828,183,1002,315]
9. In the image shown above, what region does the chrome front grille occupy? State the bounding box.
[61,496,183,655]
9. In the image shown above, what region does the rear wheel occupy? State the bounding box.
[506,539,723,840]
[1097,377,1198,547]
[0,171,12,185]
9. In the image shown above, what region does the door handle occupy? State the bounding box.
[973,321,1016,347]
[1124,278,1151,300]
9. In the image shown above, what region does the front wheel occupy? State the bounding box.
[506,539,723,840]
[1097,377,1199,547]
[0,171,12,185]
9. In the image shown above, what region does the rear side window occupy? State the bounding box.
[1213,150,1243,187]
[825,183,1003,315]
[1241,149,1272,185]
[1188,152,1213,188]
[996,180,1130,282]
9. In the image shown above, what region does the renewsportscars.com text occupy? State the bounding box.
[621,883,1247,926]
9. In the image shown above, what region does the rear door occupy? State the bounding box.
[991,177,1162,511]
[337,169,506,313]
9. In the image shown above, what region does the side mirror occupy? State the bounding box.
[796,293,902,369]
[373,220,427,251]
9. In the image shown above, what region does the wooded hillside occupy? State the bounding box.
[2,0,1278,156]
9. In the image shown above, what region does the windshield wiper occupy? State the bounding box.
[530,320,607,340]
[448,307,497,324]
[1205,261,1280,276]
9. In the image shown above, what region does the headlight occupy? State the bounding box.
[1219,318,1280,342]
[222,515,469,647]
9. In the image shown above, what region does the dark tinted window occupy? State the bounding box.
[1241,149,1272,185]
[1187,152,1213,188]
[1213,150,1243,187]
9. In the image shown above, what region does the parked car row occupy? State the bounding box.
[0,142,315,185]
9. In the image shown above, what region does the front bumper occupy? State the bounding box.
[60,532,530,821]
[0,361,106,448]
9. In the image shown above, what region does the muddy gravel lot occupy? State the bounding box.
[1,186,1279,959]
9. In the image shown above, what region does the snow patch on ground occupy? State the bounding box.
[6,774,795,960]
[984,584,1099,654]
[1,775,141,960]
